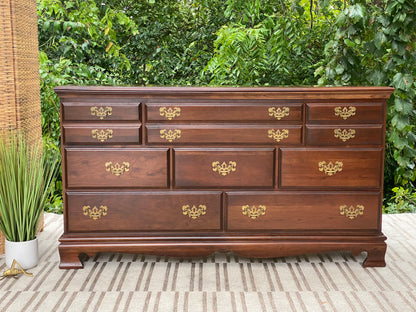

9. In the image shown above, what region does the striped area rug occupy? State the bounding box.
[0,213,416,311]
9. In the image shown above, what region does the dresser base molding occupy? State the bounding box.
[58,234,386,269]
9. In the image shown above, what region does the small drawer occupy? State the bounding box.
[63,124,141,144]
[306,125,383,146]
[66,191,221,232]
[147,125,302,145]
[62,101,140,121]
[226,191,380,230]
[174,148,274,188]
[146,102,302,122]
[279,148,382,188]
[306,103,384,124]
[65,148,168,188]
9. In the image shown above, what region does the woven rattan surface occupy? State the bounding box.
[0,0,43,253]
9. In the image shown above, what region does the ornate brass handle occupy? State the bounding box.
[268,107,289,120]
[160,129,181,142]
[182,205,206,219]
[242,205,266,219]
[268,129,289,142]
[160,107,181,120]
[318,161,343,176]
[91,129,113,142]
[340,205,364,219]
[334,106,356,120]
[334,129,356,142]
[83,205,108,220]
[105,162,130,176]
[212,161,237,176]
[91,106,112,119]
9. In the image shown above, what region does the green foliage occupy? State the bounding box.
[204,0,340,85]
[37,0,416,212]
[0,132,60,241]
[384,186,416,214]
[315,0,416,200]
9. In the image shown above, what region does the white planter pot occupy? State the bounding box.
[5,237,39,269]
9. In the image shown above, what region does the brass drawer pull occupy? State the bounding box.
[318,161,343,176]
[91,129,113,142]
[242,205,266,219]
[83,205,108,220]
[182,205,206,219]
[334,106,356,120]
[105,162,130,176]
[268,129,289,142]
[212,161,237,176]
[268,107,289,120]
[340,205,364,219]
[160,129,181,142]
[334,129,356,142]
[160,107,181,120]
[91,106,112,119]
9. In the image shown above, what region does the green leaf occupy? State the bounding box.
[374,32,387,50]
[394,97,414,114]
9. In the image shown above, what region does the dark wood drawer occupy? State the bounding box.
[146,102,302,122]
[62,100,140,121]
[226,191,380,230]
[147,125,302,145]
[65,148,168,188]
[63,124,141,144]
[279,148,382,188]
[66,191,221,232]
[306,103,384,124]
[306,125,383,146]
[174,148,274,188]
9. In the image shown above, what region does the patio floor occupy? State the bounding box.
[0,213,416,311]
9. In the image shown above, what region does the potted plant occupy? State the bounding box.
[0,131,59,269]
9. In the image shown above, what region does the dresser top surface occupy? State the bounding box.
[54,86,394,100]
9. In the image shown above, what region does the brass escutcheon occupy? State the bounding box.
[268,107,290,120]
[268,129,289,142]
[242,205,266,219]
[105,162,130,176]
[91,129,113,142]
[182,205,207,219]
[160,129,181,142]
[91,106,112,119]
[160,107,181,120]
[334,129,356,142]
[339,205,364,219]
[334,106,356,120]
[212,161,237,176]
[318,161,343,176]
[83,205,108,220]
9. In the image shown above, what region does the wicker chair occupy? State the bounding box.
[0,0,43,253]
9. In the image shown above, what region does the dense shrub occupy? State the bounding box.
[37,0,415,213]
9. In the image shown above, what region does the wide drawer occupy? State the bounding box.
[306,103,384,123]
[62,100,140,121]
[279,148,382,188]
[226,191,380,230]
[174,148,274,188]
[147,125,302,145]
[66,191,221,232]
[65,148,168,188]
[146,102,302,122]
[63,124,141,144]
[305,125,383,146]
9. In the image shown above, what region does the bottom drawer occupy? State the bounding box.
[66,191,221,232]
[227,191,380,230]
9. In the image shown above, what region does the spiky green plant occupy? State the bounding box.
[0,131,60,242]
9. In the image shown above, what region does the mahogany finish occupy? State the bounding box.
[55,86,394,269]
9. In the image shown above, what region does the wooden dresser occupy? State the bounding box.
[55,86,394,269]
